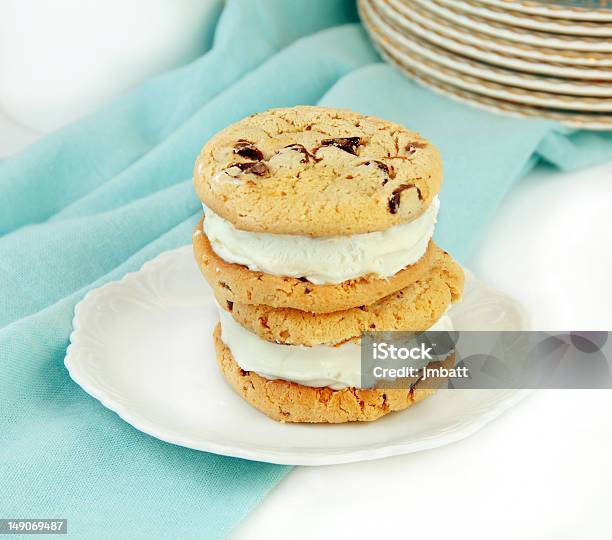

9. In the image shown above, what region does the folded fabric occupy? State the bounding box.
[1,0,611,538]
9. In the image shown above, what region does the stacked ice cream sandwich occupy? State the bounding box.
[192,106,463,423]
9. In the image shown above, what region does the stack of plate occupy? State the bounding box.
[359,0,612,129]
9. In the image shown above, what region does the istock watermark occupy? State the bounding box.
[361,331,611,390]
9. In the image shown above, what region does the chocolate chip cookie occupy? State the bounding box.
[194,106,441,236]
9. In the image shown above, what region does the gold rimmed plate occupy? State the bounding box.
[382,0,612,68]
[367,0,612,95]
[476,0,612,22]
[433,0,612,36]
[395,0,612,51]
[376,0,612,74]
[360,0,612,128]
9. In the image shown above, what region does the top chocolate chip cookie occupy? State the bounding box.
[194,106,442,236]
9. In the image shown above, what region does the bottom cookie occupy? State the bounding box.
[213,324,453,424]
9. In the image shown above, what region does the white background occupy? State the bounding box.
[2,18,611,535]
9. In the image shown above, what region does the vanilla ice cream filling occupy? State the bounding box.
[218,306,453,390]
[203,196,439,285]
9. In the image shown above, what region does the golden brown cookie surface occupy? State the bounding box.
[223,259,463,346]
[194,106,441,236]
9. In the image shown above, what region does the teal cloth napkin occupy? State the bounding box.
[1,0,611,537]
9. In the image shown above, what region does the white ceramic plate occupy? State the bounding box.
[368,0,612,95]
[433,0,612,35]
[396,0,612,51]
[65,246,532,466]
[360,2,612,129]
[366,20,612,111]
[382,0,612,70]
[374,39,612,129]
[477,0,612,22]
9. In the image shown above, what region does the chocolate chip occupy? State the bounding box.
[320,136,361,155]
[359,160,396,184]
[226,161,269,177]
[298,277,309,282]
[405,141,427,155]
[227,162,254,172]
[234,139,263,161]
[259,316,270,330]
[245,162,269,176]
[388,183,423,214]
[218,281,232,291]
[360,160,389,175]
[409,373,424,399]
[388,192,400,214]
[226,301,233,312]
[284,144,313,163]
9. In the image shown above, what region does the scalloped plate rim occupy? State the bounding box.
[65,245,532,466]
